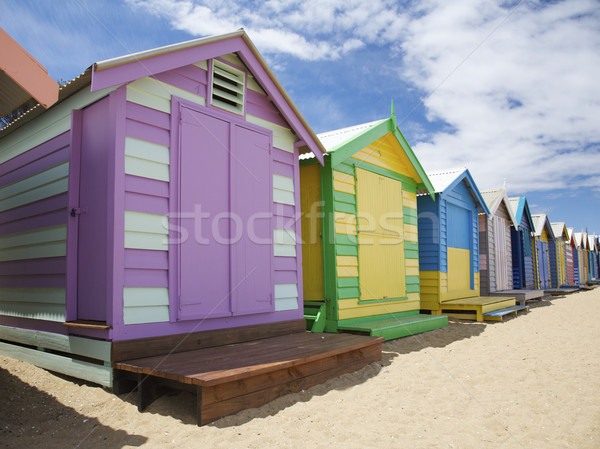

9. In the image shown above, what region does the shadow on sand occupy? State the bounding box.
[128,319,491,427]
[6,302,544,431]
[27,298,562,430]
[525,298,554,309]
[119,355,387,428]
[381,318,486,360]
[0,367,147,449]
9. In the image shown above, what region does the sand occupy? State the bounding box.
[1,288,599,449]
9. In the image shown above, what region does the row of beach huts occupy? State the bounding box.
[1,29,598,425]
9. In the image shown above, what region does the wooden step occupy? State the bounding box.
[483,305,529,321]
[489,289,544,304]
[441,296,516,321]
[337,313,448,341]
[113,332,383,425]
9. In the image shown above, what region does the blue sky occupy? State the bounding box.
[2,0,599,233]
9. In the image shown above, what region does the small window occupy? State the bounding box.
[210,59,245,115]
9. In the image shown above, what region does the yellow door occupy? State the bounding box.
[300,164,324,301]
[448,248,471,291]
[356,168,406,300]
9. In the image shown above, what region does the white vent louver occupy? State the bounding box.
[211,59,245,115]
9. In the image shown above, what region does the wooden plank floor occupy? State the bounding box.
[440,296,516,321]
[489,289,544,305]
[114,332,383,425]
[442,296,515,306]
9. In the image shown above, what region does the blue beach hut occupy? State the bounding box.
[417,168,528,321]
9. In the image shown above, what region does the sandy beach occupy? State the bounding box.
[1,288,599,449]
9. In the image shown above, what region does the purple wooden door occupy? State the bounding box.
[75,99,110,321]
[230,124,273,314]
[179,108,231,319]
[177,106,273,320]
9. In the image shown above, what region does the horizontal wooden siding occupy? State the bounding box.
[0,133,70,321]
[123,53,301,324]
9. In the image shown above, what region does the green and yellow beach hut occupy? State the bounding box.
[299,111,448,340]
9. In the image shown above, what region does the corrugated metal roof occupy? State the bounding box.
[2,29,326,162]
[574,231,587,248]
[90,29,325,161]
[480,188,518,228]
[567,227,575,242]
[95,30,247,71]
[588,234,596,249]
[480,189,504,214]
[424,167,468,193]
[0,68,91,138]
[508,197,520,214]
[532,214,549,237]
[299,119,384,161]
[318,119,383,151]
[550,222,567,239]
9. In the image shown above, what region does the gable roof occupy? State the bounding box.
[304,112,435,197]
[0,27,59,116]
[316,119,384,151]
[423,167,466,193]
[550,222,569,240]
[480,188,518,228]
[574,231,588,249]
[508,197,520,215]
[567,227,577,246]
[508,196,535,232]
[91,29,324,163]
[567,227,575,242]
[532,214,556,240]
[588,234,597,252]
[424,167,490,216]
[1,29,325,163]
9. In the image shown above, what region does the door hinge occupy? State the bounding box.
[70,207,87,217]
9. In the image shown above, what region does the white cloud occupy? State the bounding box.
[124,0,600,196]
[125,0,407,59]
[399,0,600,193]
[149,1,343,63]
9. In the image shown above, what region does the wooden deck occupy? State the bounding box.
[489,289,544,305]
[544,287,581,296]
[113,331,383,425]
[337,313,448,340]
[438,296,517,321]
